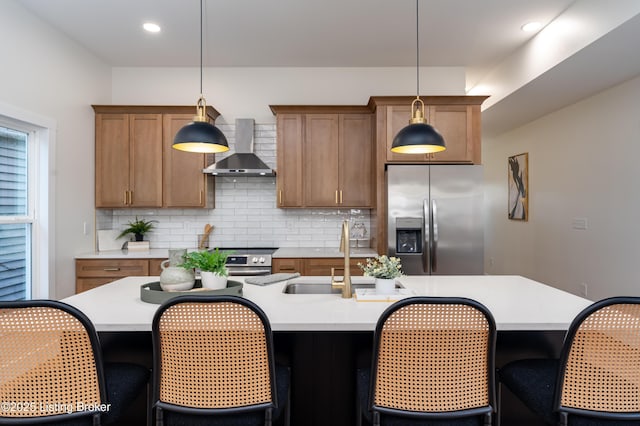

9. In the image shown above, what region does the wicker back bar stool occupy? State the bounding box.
[357,297,497,426]
[499,296,640,425]
[151,295,289,426]
[0,300,149,425]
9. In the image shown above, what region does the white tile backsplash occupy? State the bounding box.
[106,123,371,249]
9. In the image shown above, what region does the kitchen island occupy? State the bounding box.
[62,275,591,426]
[63,274,590,332]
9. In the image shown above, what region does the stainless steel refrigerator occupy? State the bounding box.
[387,165,484,275]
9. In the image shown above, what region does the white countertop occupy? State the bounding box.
[61,275,592,333]
[76,247,379,259]
[76,249,171,259]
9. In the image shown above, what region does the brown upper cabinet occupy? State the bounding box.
[369,96,488,164]
[275,113,303,207]
[93,105,219,208]
[94,112,162,207]
[271,106,374,208]
[162,114,211,208]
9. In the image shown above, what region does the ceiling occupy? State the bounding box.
[18,0,640,135]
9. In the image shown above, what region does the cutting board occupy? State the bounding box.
[97,230,128,251]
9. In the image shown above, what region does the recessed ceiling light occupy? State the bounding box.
[143,22,161,33]
[521,21,543,32]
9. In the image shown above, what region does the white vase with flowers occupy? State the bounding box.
[358,255,403,295]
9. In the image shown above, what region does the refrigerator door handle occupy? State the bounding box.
[431,199,438,273]
[423,199,430,273]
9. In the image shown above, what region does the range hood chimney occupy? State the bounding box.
[203,118,275,176]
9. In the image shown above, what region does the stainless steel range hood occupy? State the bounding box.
[203,118,275,176]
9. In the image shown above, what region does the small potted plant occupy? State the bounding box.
[358,255,403,294]
[117,216,158,241]
[179,248,232,290]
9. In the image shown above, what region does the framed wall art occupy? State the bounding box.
[508,152,528,221]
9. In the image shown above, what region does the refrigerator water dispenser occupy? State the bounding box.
[395,217,423,254]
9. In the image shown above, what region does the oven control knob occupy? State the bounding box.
[259,257,265,263]
[252,257,258,264]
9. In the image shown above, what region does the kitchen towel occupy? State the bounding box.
[245,273,301,286]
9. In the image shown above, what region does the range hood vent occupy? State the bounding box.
[203,118,275,176]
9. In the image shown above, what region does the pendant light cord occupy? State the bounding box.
[200,0,203,96]
[416,0,419,98]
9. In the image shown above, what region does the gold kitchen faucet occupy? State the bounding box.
[331,220,352,299]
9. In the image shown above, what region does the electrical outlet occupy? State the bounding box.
[572,218,588,230]
[579,283,588,297]
[83,221,88,235]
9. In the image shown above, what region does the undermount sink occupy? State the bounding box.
[282,277,404,294]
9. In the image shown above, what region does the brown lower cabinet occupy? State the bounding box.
[272,257,364,276]
[77,257,364,294]
[75,259,164,293]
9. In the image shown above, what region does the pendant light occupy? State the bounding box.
[391,0,445,154]
[173,0,229,153]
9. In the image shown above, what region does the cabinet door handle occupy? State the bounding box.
[339,190,343,204]
[199,190,203,205]
[123,190,128,205]
[335,190,339,204]
[278,190,283,205]
[103,267,120,272]
[128,191,133,205]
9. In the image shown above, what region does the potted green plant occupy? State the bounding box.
[358,255,403,294]
[179,248,232,290]
[117,216,158,241]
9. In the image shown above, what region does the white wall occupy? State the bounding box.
[484,74,640,300]
[0,1,111,298]
[112,66,466,123]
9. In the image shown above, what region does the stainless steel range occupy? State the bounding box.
[217,248,276,276]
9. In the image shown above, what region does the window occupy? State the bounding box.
[0,124,35,300]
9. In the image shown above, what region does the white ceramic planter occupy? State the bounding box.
[375,278,395,295]
[159,259,195,292]
[200,271,228,290]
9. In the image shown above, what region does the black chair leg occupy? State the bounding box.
[484,412,492,426]
[284,386,291,426]
[373,411,380,426]
[265,407,273,426]
[559,412,567,426]
[155,406,163,426]
[496,382,502,426]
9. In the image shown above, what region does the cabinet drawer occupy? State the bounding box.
[304,258,364,276]
[272,258,304,274]
[75,259,149,278]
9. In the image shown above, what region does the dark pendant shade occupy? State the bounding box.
[391,1,447,156]
[171,0,229,154]
[172,120,229,153]
[391,123,445,154]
